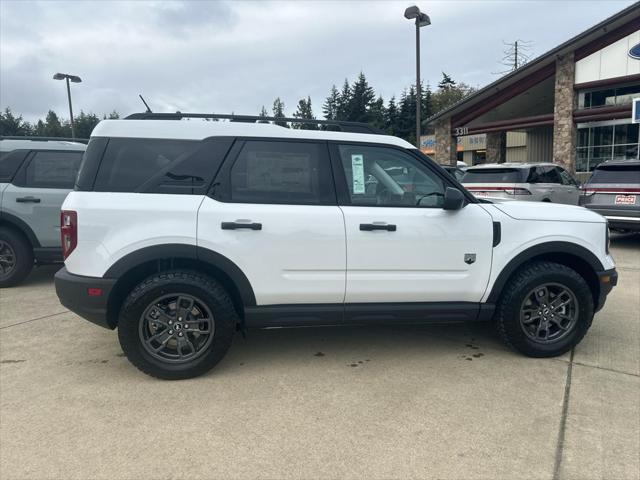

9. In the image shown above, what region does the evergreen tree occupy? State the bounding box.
[385,96,399,136]
[292,96,317,130]
[347,72,376,123]
[0,108,32,136]
[322,85,340,120]
[336,79,351,120]
[438,72,456,90]
[272,97,287,127]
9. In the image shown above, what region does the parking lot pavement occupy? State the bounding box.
[0,237,638,480]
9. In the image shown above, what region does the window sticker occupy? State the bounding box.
[351,154,365,194]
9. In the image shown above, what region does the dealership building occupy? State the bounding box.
[425,3,640,176]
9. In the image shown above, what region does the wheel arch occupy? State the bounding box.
[0,212,40,248]
[487,241,604,309]
[104,244,255,329]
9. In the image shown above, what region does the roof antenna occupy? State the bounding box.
[139,94,152,113]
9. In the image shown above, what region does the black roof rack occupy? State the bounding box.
[0,136,89,144]
[124,112,385,135]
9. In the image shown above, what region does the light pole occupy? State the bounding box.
[53,73,82,139]
[404,6,431,149]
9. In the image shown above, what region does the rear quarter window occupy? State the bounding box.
[92,137,234,194]
[588,165,640,184]
[462,168,524,183]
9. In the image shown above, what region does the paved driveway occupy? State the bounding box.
[1,235,638,480]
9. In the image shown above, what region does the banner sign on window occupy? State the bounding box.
[351,154,365,194]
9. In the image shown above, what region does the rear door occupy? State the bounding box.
[198,139,346,305]
[556,166,580,205]
[331,142,494,304]
[2,150,83,247]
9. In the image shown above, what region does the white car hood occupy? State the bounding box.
[491,201,605,223]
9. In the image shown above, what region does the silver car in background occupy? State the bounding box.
[461,162,581,204]
[580,160,640,232]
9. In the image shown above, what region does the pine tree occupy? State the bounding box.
[322,85,340,120]
[272,97,287,127]
[438,72,456,90]
[292,96,317,130]
[336,79,351,120]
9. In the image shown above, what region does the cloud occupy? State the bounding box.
[0,0,636,122]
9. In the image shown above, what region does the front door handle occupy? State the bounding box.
[360,223,396,232]
[16,197,41,203]
[221,221,262,230]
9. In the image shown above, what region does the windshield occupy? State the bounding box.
[462,168,524,183]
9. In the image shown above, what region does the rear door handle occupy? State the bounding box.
[221,221,262,230]
[16,197,41,203]
[360,223,396,232]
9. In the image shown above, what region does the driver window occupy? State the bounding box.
[337,145,445,207]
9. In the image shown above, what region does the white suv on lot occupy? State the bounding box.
[55,114,617,379]
[462,162,581,204]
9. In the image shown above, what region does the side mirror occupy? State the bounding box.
[443,187,465,211]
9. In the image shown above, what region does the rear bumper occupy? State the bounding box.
[596,268,618,312]
[54,267,116,329]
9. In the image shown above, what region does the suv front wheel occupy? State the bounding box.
[495,261,594,357]
[118,271,237,379]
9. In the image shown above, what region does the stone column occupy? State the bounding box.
[434,118,457,166]
[485,132,506,164]
[552,52,577,173]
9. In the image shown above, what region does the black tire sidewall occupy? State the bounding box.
[118,272,236,379]
[0,227,33,288]
[497,263,594,357]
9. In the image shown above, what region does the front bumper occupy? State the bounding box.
[54,267,116,329]
[595,268,618,312]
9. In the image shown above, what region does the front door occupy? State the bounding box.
[198,139,346,306]
[331,143,494,304]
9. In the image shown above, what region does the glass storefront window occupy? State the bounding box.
[576,121,640,172]
[578,84,640,109]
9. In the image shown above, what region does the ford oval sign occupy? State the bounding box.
[629,43,640,59]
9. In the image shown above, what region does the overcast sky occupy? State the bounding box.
[0,0,636,122]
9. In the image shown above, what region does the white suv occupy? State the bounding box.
[462,163,581,204]
[54,114,617,379]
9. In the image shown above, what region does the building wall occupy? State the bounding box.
[575,30,640,83]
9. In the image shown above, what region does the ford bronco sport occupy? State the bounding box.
[54,113,617,379]
[1,137,86,286]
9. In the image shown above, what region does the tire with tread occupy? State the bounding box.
[118,270,237,379]
[0,226,33,288]
[495,261,593,357]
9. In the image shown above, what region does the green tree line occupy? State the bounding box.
[1,72,474,145]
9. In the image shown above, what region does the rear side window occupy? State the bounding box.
[462,168,523,183]
[588,164,640,184]
[23,151,83,189]
[93,138,233,194]
[228,141,334,205]
[0,150,28,182]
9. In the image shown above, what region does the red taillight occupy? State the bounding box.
[60,210,77,260]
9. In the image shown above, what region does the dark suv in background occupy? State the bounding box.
[580,160,640,232]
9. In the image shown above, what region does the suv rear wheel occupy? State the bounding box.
[495,261,594,357]
[0,227,33,288]
[118,271,237,379]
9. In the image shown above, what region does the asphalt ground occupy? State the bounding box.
[0,234,638,480]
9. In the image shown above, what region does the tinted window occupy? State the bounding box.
[229,141,333,205]
[0,150,27,182]
[589,165,640,184]
[93,138,232,194]
[337,144,445,207]
[24,151,83,189]
[462,168,523,183]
